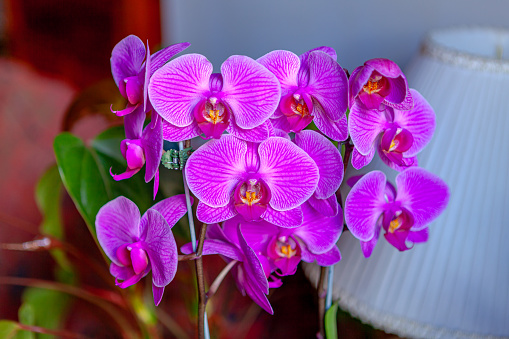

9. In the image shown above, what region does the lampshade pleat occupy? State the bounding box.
[304,27,509,338]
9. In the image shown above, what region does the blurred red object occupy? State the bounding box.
[5,0,162,89]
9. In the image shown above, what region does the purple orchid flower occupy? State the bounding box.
[349,58,413,111]
[349,89,435,171]
[294,130,343,216]
[344,168,449,257]
[148,54,281,142]
[223,201,342,285]
[257,47,349,141]
[96,195,190,305]
[111,35,190,138]
[109,117,163,199]
[181,223,273,314]
[185,135,319,228]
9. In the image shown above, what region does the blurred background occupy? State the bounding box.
[0,0,507,337]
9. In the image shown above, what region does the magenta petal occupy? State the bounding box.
[349,101,387,155]
[384,229,412,251]
[351,147,375,170]
[124,106,145,140]
[227,114,271,143]
[300,46,337,64]
[180,238,244,262]
[237,227,270,295]
[394,89,436,157]
[312,104,348,141]
[150,194,190,228]
[185,135,246,207]
[141,119,163,183]
[294,202,342,254]
[344,171,387,241]
[307,194,339,217]
[112,103,140,117]
[111,35,145,87]
[306,51,348,121]
[221,55,281,129]
[142,210,178,287]
[395,167,450,230]
[152,284,165,306]
[149,54,212,127]
[148,42,191,78]
[96,197,141,265]
[262,205,303,228]
[110,262,135,281]
[257,50,300,95]
[386,89,413,110]
[258,137,319,211]
[161,119,201,142]
[233,219,278,253]
[196,201,237,224]
[143,43,150,111]
[295,130,343,199]
[315,246,341,266]
[408,227,429,244]
[110,167,140,181]
[360,219,382,258]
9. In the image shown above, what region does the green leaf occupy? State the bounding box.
[54,126,154,238]
[324,302,339,339]
[17,288,70,339]
[0,321,20,339]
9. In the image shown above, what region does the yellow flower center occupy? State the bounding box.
[363,75,384,94]
[389,218,400,233]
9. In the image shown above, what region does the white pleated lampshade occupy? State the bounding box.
[304,27,509,338]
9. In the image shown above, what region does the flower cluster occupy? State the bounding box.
[97,35,449,312]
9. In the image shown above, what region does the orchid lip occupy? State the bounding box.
[234,178,271,221]
[193,98,230,139]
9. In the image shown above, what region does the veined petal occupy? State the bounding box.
[221,55,281,129]
[196,201,237,224]
[295,130,343,199]
[395,168,449,230]
[307,194,339,217]
[349,101,387,155]
[162,119,201,142]
[300,46,337,65]
[312,103,348,141]
[258,137,319,211]
[394,89,436,157]
[351,146,375,170]
[360,218,382,258]
[229,218,278,253]
[96,197,141,265]
[257,50,300,95]
[237,226,270,295]
[124,105,145,140]
[294,202,342,254]
[262,205,303,228]
[150,194,190,228]
[152,284,165,306]
[149,54,212,127]
[111,35,145,87]
[142,210,178,287]
[227,114,271,143]
[185,135,246,207]
[148,42,191,78]
[141,118,163,183]
[300,245,341,266]
[307,51,349,121]
[345,171,387,241]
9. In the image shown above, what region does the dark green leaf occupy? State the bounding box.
[325,302,339,339]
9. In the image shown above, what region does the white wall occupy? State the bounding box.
[161,0,508,73]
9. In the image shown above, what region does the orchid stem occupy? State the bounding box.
[317,266,328,338]
[180,139,210,339]
[206,260,238,301]
[325,265,334,311]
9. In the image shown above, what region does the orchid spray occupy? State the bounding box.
[37,35,449,339]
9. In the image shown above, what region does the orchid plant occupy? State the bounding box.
[5,34,449,339]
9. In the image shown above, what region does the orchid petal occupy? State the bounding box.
[269,115,291,133]
[307,194,339,217]
[344,171,387,241]
[351,146,375,170]
[96,197,141,265]
[161,119,201,142]
[111,35,145,87]
[294,202,342,254]
[185,135,246,207]
[227,114,271,143]
[149,54,212,127]
[312,103,348,141]
[258,137,319,211]
[237,226,270,295]
[150,194,190,228]
[262,205,303,228]
[196,201,237,224]
[295,130,343,199]
[257,50,300,95]
[221,55,281,129]
[307,51,349,121]
[360,219,382,258]
[300,46,337,65]
[143,43,151,111]
[110,167,140,181]
[124,106,145,140]
[142,210,178,287]
[408,227,429,244]
[315,246,341,266]
[149,42,191,78]
[232,219,278,253]
[395,168,450,230]
[152,284,165,306]
[393,89,436,157]
[141,118,163,183]
[348,101,387,155]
